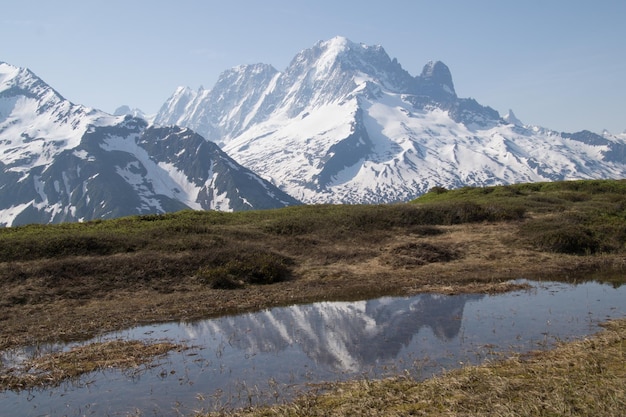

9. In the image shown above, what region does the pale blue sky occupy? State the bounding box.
[2,0,625,133]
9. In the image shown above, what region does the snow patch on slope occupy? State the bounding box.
[224,99,358,202]
[101,133,203,210]
[0,202,32,227]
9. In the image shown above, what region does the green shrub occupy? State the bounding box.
[535,226,600,255]
[520,217,602,255]
[428,186,448,195]
[197,266,246,289]
[196,252,291,289]
[264,216,318,235]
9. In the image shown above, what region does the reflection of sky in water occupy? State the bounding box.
[1,280,624,416]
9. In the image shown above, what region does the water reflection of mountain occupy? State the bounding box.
[185,293,483,372]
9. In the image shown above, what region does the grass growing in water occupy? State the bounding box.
[204,318,626,417]
[0,340,184,391]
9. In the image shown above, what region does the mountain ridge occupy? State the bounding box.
[155,36,626,204]
[0,62,300,226]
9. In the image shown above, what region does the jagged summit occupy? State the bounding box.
[0,61,29,82]
[296,36,414,93]
[316,35,353,50]
[1,62,65,105]
[311,36,390,67]
[0,61,20,83]
[155,62,281,146]
[0,62,114,173]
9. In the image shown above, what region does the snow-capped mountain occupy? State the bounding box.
[113,105,155,124]
[156,36,626,204]
[0,62,300,226]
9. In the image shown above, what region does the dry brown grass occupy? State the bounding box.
[1,216,623,351]
[204,319,626,417]
[0,340,185,391]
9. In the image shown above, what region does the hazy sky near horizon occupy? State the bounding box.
[2,0,625,133]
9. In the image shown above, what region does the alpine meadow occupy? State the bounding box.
[1,35,625,416]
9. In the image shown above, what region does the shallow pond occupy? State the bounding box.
[1,280,624,416]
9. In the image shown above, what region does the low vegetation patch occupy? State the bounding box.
[0,340,185,391]
[385,241,462,267]
[520,215,602,255]
[196,252,292,289]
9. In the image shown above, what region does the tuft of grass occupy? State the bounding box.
[0,340,185,391]
[385,242,462,267]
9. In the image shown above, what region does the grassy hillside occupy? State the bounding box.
[3,178,625,264]
[416,179,626,256]
[0,179,625,352]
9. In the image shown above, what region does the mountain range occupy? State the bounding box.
[2,36,626,225]
[156,36,626,204]
[0,62,298,226]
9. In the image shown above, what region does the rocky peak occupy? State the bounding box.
[503,109,524,126]
[0,62,68,110]
[416,60,456,98]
